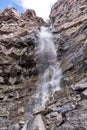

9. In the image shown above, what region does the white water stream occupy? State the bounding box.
[34,27,62,108]
[22,27,62,130]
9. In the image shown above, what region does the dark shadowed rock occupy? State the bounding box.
[71,83,87,92]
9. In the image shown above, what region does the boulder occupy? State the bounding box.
[81,89,87,99]
[71,83,87,92]
[24,114,47,130]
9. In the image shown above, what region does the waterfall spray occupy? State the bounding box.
[35,27,62,107]
[22,26,62,130]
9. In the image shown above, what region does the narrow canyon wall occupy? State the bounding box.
[49,0,87,129]
[50,0,87,86]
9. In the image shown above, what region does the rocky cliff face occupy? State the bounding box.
[50,0,87,83]
[49,0,87,129]
[0,8,47,128]
[0,7,46,84]
[0,0,87,129]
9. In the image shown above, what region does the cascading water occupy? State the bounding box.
[22,27,62,130]
[34,27,62,108]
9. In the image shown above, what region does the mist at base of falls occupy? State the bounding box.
[34,26,62,108]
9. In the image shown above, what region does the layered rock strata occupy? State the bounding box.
[49,0,87,129]
[50,0,87,83]
[0,0,87,129]
[0,8,47,127]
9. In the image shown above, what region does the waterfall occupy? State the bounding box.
[22,27,62,130]
[34,27,62,108]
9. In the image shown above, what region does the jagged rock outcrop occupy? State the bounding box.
[50,0,87,83]
[50,0,87,129]
[0,8,47,128]
[0,7,47,84]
